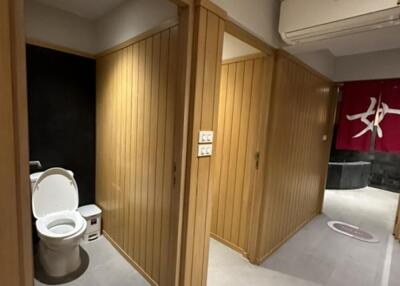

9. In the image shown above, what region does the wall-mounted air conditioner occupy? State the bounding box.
[279,0,400,45]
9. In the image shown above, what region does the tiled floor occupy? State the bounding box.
[208,187,399,286]
[35,187,399,286]
[207,239,322,286]
[261,187,400,286]
[34,237,149,286]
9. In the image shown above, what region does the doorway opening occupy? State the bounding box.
[22,0,187,285]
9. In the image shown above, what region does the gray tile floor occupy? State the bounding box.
[35,187,399,286]
[261,187,400,286]
[34,237,149,286]
[207,239,322,286]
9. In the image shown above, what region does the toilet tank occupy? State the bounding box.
[30,170,74,190]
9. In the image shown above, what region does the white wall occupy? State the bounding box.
[95,0,177,53]
[222,33,260,60]
[210,0,339,79]
[293,48,400,82]
[28,0,400,83]
[25,0,177,54]
[25,0,97,54]
[27,0,330,80]
[211,0,282,48]
[295,50,336,80]
[335,48,400,82]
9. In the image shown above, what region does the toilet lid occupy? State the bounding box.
[32,168,79,219]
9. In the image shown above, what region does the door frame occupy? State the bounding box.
[394,199,400,239]
[1,0,34,285]
[316,84,339,215]
[168,0,194,285]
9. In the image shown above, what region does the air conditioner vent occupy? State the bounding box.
[280,0,400,45]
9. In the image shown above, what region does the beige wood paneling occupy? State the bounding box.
[0,2,22,285]
[211,55,266,255]
[256,51,334,263]
[96,24,179,286]
[0,0,33,285]
[395,199,400,239]
[179,5,225,286]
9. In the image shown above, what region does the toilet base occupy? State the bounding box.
[39,240,81,277]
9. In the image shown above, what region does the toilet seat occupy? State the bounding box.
[36,210,86,240]
[31,168,79,219]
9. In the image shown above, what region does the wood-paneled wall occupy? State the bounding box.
[96,24,179,286]
[211,55,265,254]
[256,51,335,263]
[0,0,33,285]
[0,2,23,285]
[395,199,400,239]
[179,5,225,286]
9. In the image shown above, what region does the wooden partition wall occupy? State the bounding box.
[1,1,26,285]
[179,3,225,286]
[0,1,33,285]
[255,51,335,263]
[96,23,179,286]
[211,54,267,255]
[395,200,400,239]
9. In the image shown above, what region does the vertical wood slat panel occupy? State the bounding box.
[210,56,266,254]
[256,51,333,263]
[191,11,219,286]
[129,42,139,261]
[395,200,400,239]
[153,29,169,282]
[202,16,225,282]
[146,32,160,275]
[216,63,235,236]
[0,1,23,284]
[161,25,178,284]
[223,61,244,240]
[96,24,179,286]
[210,65,227,234]
[181,7,207,286]
[180,6,225,286]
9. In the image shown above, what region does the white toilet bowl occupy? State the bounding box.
[31,168,87,277]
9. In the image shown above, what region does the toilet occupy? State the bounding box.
[30,168,87,277]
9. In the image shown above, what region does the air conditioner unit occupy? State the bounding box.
[279,0,400,45]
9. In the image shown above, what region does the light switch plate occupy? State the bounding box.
[199,131,214,143]
[198,144,213,157]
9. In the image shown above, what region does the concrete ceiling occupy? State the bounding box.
[35,0,127,20]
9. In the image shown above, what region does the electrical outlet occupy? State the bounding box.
[199,131,214,143]
[198,144,213,157]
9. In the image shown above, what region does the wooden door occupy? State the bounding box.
[211,54,266,255]
[255,51,334,263]
[0,2,22,283]
[0,0,33,285]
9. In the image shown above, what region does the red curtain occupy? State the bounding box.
[336,81,380,151]
[375,79,400,152]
